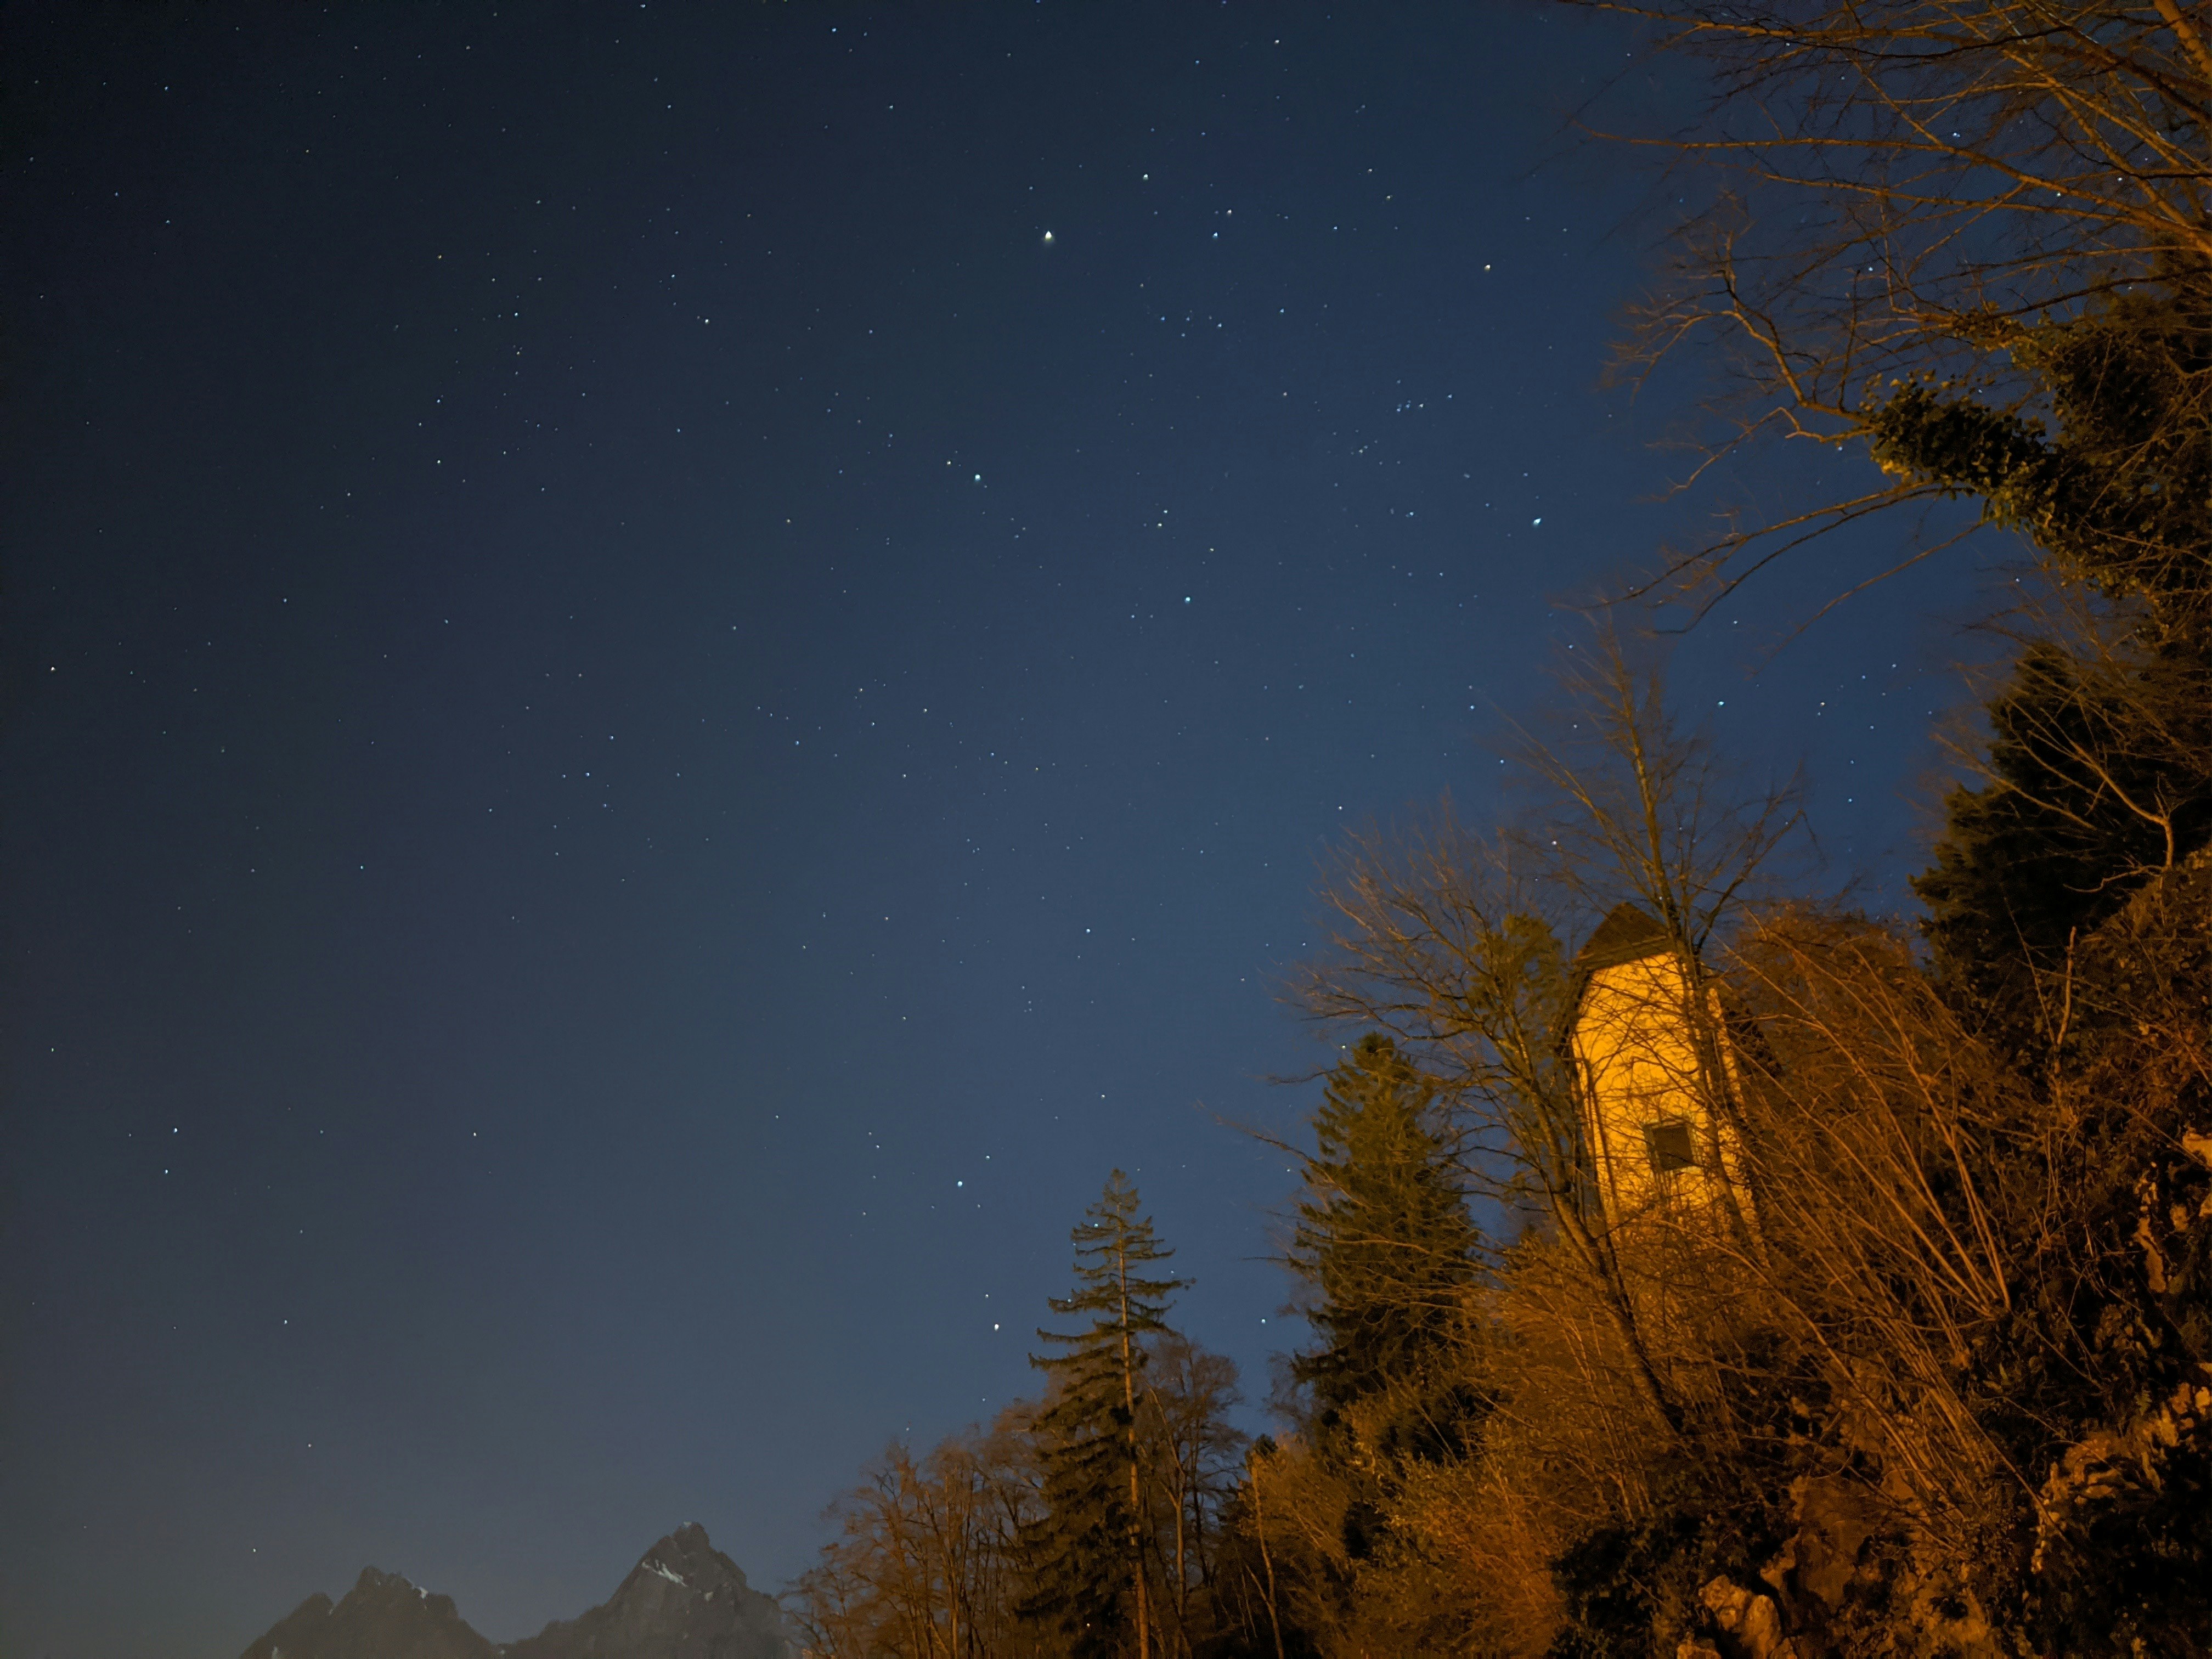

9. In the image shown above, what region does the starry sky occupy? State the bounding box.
[2,7,1993,1657]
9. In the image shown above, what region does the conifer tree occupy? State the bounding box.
[1288,1035,1485,1429]
[1869,288,2212,1029]
[1913,631,2212,1035]
[1025,1170,1188,1659]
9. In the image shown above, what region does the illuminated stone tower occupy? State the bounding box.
[1565,904,1752,1236]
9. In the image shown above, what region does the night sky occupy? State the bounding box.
[3,7,1988,1657]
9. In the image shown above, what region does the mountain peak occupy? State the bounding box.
[627,1522,752,1595]
[240,1565,490,1659]
[240,1526,790,1659]
[506,1525,788,1659]
[352,1565,422,1598]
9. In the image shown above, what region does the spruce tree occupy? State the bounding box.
[1289,1035,1484,1421]
[1913,633,2212,1034]
[1024,1170,1188,1659]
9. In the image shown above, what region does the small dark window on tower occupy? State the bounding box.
[1645,1120,1696,1173]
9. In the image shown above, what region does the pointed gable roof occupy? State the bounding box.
[1559,902,1679,1047]
[1573,902,1673,974]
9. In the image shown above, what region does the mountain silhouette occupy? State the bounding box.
[241,1567,493,1659]
[505,1524,789,1659]
[237,1526,789,1659]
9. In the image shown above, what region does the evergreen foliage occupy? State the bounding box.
[1911,632,2212,1028]
[1865,287,2212,611]
[1024,1170,1189,1659]
[792,1180,1268,1659]
[1287,1035,1484,1433]
[1866,286,2212,1023]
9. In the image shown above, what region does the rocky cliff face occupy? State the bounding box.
[503,1524,789,1659]
[237,1527,789,1659]
[241,1567,495,1659]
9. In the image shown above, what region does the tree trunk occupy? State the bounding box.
[1249,1458,1288,1659]
[1117,1239,1152,1659]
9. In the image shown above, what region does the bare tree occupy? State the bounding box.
[789,1421,1046,1659]
[1303,636,1803,1434]
[1950,580,2212,876]
[1722,911,2039,1534]
[1137,1333,1247,1658]
[1574,1,2212,613]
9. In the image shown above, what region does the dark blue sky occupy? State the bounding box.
[2,7,1989,1656]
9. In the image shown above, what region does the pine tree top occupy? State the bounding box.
[1033,1169,1189,1372]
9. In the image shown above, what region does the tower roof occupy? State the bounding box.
[1572,902,1673,974]
[1558,903,1683,1051]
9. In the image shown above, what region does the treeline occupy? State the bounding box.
[788,1172,1275,1659]
[791,7,2212,1655]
